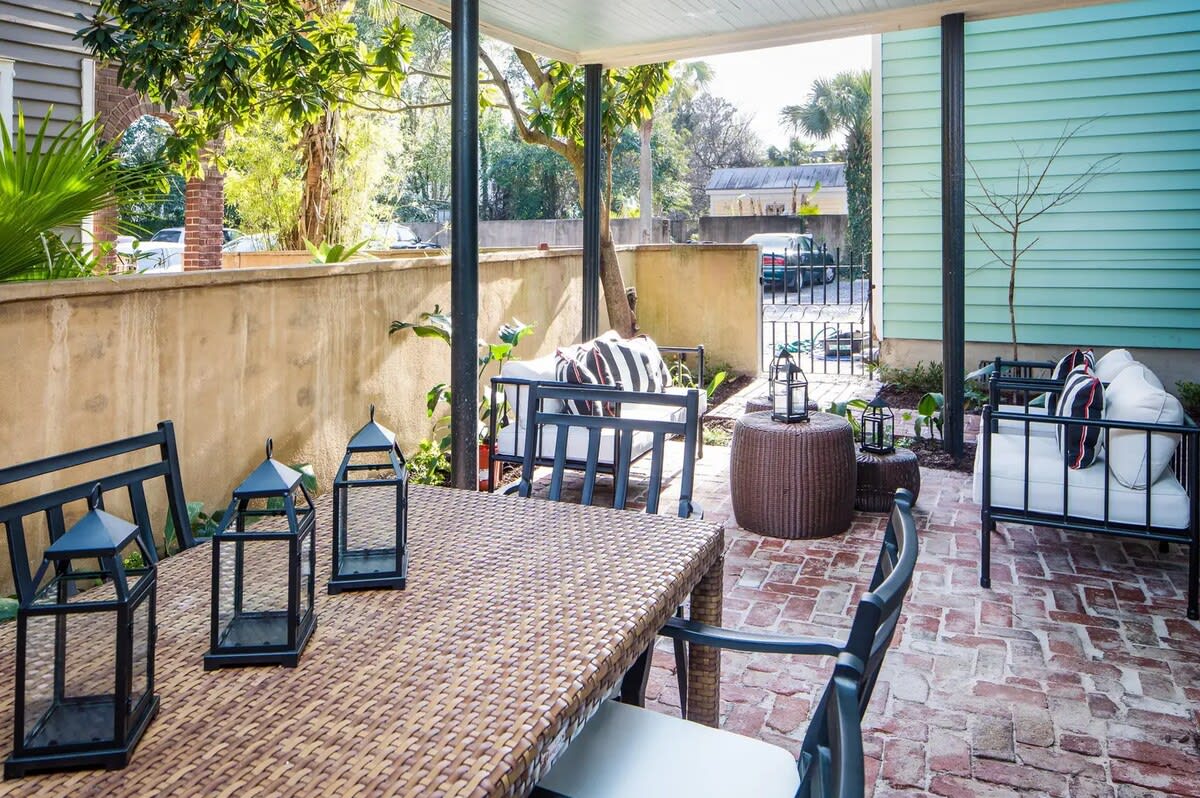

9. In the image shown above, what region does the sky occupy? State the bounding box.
[687,35,872,151]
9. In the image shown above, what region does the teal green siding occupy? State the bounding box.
[880,0,1200,350]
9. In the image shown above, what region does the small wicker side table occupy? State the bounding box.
[729,411,857,539]
[855,448,921,512]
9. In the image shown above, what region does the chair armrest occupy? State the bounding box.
[661,616,841,656]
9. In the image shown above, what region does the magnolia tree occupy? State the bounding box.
[481,50,671,336]
[79,0,414,246]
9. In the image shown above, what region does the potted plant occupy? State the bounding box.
[390,306,535,490]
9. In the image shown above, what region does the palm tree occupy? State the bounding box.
[780,70,871,267]
[638,62,713,243]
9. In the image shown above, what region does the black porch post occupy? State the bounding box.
[450,0,479,489]
[582,63,602,341]
[941,13,965,458]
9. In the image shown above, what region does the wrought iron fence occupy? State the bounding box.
[757,241,874,375]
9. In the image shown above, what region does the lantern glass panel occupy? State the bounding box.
[299,529,313,620]
[22,606,118,749]
[341,476,398,576]
[130,595,151,715]
[216,537,292,649]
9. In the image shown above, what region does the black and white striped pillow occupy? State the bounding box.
[593,335,669,393]
[554,348,611,416]
[1055,365,1104,469]
[1050,348,1096,412]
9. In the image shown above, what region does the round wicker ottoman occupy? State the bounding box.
[729,411,857,539]
[854,448,921,512]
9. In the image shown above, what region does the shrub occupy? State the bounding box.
[1177,381,1200,417]
[878,361,944,394]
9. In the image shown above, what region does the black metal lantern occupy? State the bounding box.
[5,485,158,779]
[329,405,408,593]
[770,348,809,423]
[861,396,896,454]
[205,439,316,670]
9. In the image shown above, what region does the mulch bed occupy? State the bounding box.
[707,373,750,408]
[903,437,975,474]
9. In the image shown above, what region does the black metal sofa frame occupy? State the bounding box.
[488,345,706,490]
[979,364,1199,620]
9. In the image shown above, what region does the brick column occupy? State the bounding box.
[183,160,224,270]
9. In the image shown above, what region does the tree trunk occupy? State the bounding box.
[298,109,340,246]
[1010,230,1019,360]
[599,211,636,336]
[638,118,653,244]
[844,132,871,269]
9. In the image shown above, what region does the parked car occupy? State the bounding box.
[117,227,242,272]
[388,225,439,250]
[222,233,278,254]
[743,233,835,289]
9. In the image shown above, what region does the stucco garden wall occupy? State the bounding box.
[0,244,757,592]
[625,244,760,376]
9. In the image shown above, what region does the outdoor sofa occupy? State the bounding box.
[488,332,705,487]
[973,349,1199,619]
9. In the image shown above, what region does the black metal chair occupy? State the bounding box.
[515,382,702,518]
[514,381,702,708]
[534,490,919,798]
[0,421,198,597]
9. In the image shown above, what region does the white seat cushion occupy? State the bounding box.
[972,431,1190,529]
[538,700,800,798]
[1104,365,1185,489]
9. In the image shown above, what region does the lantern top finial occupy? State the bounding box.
[233,438,303,498]
[347,404,398,453]
[45,483,140,560]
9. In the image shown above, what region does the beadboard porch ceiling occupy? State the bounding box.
[401,0,1121,65]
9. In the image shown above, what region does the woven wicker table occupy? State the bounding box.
[0,486,723,798]
[855,448,921,512]
[729,411,857,539]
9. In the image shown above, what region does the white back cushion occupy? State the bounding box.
[501,354,561,428]
[1105,365,1184,489]
[1094,349,1137,383]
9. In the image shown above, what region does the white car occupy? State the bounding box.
[117,227,241,272]
[222,233,277,253]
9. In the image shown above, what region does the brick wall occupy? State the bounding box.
[94,63,224,270]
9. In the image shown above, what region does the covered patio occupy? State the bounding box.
[1,0,1197,795]
[524,439,1200,795]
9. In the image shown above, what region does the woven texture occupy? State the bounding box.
[729,411,856,539]
[744,395,820,415]
[854,449,921,513]
[0,486,723,797]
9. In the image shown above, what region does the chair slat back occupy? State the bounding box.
[517,383,701,519]
[799,489,918,794]
[0,421,195,602]
[802,664,866,798]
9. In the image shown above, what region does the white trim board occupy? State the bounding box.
[0,58,13,134]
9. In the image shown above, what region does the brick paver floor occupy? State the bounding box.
[524,440,1200,797]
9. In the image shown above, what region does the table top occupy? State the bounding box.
[0,485,722,797]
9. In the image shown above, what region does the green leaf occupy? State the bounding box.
[917,392,944,416]
[0,597,17,623]
[705,371,727,400]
